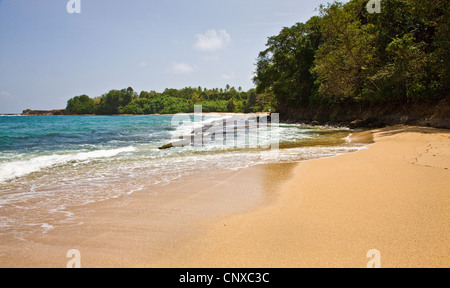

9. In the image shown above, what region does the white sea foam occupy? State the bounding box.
[169,114,235,140]
[0,146,136,182]
[41,223,55,233]
[0,118,361,237]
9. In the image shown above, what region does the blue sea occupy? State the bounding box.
[0,115,361,236]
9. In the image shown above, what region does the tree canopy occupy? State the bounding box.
[66,95,96,115]
[66,86,271,115]
[254,0,449,111]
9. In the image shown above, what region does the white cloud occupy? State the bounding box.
[194,29,231,52]
[171,62,195,74]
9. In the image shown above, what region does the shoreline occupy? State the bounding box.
[14,112,270,116]
[0,126,448,267]
[154,126,450,268]
[0,162,298,268]
[9,111,449,130]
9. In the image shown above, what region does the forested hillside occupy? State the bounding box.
[66,86,273,115]
[254,0,449,127]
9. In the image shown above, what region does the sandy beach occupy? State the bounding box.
[0,126,448,268]
[155,126,450,268]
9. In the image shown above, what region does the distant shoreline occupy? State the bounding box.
[12,108,450,130]
[21,109,67,116]
[17,110,269,117]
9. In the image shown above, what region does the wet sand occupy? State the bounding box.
[0,162,296,268]
[1,126,448,268]
[154,126,450,268]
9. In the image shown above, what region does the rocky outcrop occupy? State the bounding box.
[158,114,273,150]
[279,100,450,129]
[22,109,67,116]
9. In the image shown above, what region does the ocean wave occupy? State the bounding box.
[169,114,234,140]
[0,146,136,183]
[0,115,362,237]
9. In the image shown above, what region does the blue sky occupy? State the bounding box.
[0,0,342,113]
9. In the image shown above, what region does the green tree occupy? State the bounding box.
[410,0,449,99]
[312,1,378,101]
[227,98,236,112]
[384,34,431,100]
[66,95,95,115]
[254,20,322,110]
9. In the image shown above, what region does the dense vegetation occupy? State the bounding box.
[254,0,449,114]
[66,86,273,115]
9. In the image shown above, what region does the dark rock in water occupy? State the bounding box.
[349,119,365,129]
[158,143,174,150]
[349,117,387,129]
[158,114,272,150]
[159,139,192,150]
[22,109,67,116]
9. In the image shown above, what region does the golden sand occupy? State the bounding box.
[0,163,296,267]
[0,126,448,268]
[155,126,450,268]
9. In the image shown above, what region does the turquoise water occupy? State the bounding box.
[0,115,177,183]
[0,115,174,154]
[0,115,361,236]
